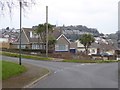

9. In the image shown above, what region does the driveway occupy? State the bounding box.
[2,55,118,88]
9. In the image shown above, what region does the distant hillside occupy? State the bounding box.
[107,31,120,48]
[56,25,100,41]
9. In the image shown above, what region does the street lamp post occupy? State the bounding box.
[19,0,22,65]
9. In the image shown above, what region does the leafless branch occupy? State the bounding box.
[0,0,36,16]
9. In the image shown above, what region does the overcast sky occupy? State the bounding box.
[0,0,119,34]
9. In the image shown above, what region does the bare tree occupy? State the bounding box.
[0,0,35,16]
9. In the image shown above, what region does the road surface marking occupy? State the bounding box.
[81,64,85,65]
[54,69,63,73]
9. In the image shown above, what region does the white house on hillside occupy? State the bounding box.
[75,39,117,55]
[75,40,98,55]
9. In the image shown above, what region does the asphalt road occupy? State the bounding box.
[2,55,118,88]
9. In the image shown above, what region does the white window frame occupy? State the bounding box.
[55,44,68,51]
[17,45,26,49]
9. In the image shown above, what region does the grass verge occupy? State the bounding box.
[2,60,26,80]
[2,63,50,88]
[1,51,119,63]
[0,51,51,61]
[0,61,2,80]
[63,59,119,63]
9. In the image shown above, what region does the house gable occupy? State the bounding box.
[55,34,70,52]
[17,29,29,44]
[22,28,30,43]
[56,34,70,44]
[23,28,42,43]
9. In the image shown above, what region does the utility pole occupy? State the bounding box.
[118,1,120,49]
[46,6,48,57]
[19,0,22,65]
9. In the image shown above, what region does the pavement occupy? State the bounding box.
[2,56,119,88]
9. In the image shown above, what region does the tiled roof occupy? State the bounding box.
[51,28,62,39]
[91,42,118,50]
[22,28,41,43]
[22,27,65,43]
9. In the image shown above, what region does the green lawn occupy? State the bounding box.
[1,51,119,63]
[63,59,119,63]
[0,51,51,61]
[0,61,2,80]
[2,60,26,80]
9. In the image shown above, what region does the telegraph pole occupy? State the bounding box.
[19,0,22,65]
[46,6,48,57]
[118,1,120,49]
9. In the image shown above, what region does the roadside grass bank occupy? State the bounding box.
[0,51,52,61]
[2,63,50,88]
[0,61,2,80]
[1,51,119,63]
[63,59,119,63]
[2,60,26,80]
